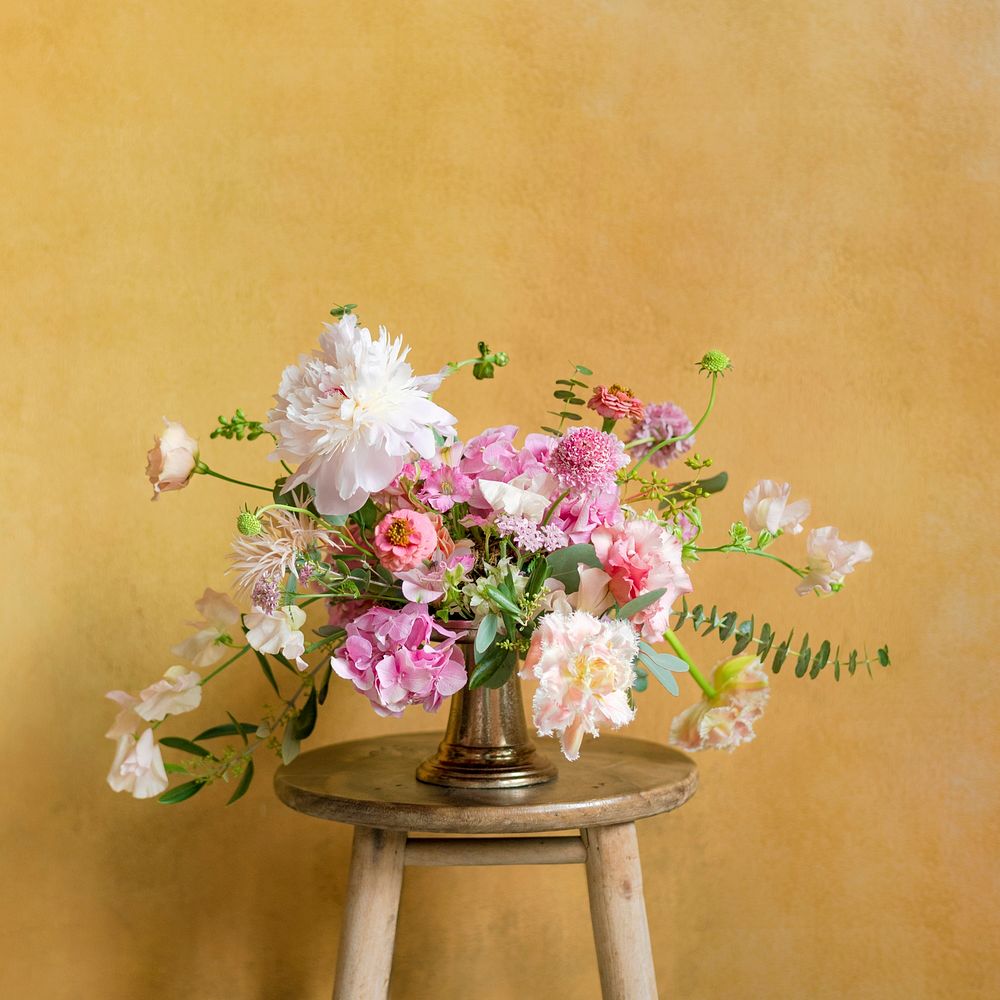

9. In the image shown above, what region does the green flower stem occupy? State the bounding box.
[601,417,616,433]
[199,643,251,686]
[663,628,717,699]
[694,544,807,577]
[195,464,272,493]
[631,373,718,473]
[540,489,571,526]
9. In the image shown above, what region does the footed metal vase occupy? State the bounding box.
[416,635,557,789]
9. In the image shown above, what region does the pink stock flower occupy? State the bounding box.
[547,427,628,496]
[146,419,198,499]
[625,402,694,467]
[587,384,645,422]
[331,604,467,717]
[373,509,440,573]
[670,656,769,752]
[743,480,810,536]
[520,610,639,761]
[796,526,873,595]
[592,519,693,641]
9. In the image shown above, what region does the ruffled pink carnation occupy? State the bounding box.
[549,487,623,545]
[592,519,693,641]
[373,509,439,573]
[587,384,645,422]
[625,402,694,467]
[669,656,769,752]
[547,427,628,496]
[331,604,467,717]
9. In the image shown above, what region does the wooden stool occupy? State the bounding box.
[274,732,698,1000]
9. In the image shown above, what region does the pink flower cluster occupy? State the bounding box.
[331,604,467,717]
[547,426,628,496]
[625,402,694,467]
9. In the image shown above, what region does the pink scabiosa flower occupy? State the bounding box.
[106,729,169,799]
[171,588,242,668]
[743,480,810,536]
[669,655,769,752]
[266,314,457,515]
[625,402,694,467]
[587,384,645,423]
[796,526,873,595]
[331,604,467,717]
[547,427,628,496]
[417,463,474,512]
[146,419,198,499]
[373,509,439,574]
[592,518,693,642]
[520,609,639,761]
[230,508,327,598]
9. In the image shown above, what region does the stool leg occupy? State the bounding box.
[333,825,407,1000]
[583,823,658,1000]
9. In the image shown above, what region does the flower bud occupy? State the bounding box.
[237,509,263,537]
[697,350,733,375]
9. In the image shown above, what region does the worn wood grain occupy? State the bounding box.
[404,835,586,867]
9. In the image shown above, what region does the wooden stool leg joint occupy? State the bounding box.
[333,825,407,1000]
[583,823,658,1000]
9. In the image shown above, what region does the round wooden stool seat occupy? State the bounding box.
[275,731,698,834]
[275,733,698,1000]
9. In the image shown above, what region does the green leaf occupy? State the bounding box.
[540,426,562,436]
[617,588,667,620]
[558,410,582,421]
[468,641,509,689]
[690,604,706,629]
[849,649,858,675]
[757,622,775,662]
[317,660,334,705]
[772,630,794,673]
[553,390,576,401]
[158,736,212,758]
[673,596,689,630]
[475,613,499,657]
[809,639,831,679]
[661,471,729,499]
[795,634,812,678]
[281,724,301,765]
[632,666,649,693]
[546,543,602,593]
[163,762,188,775]
[731,618,755,655]
[525,556,549,599]
[574,364,594,375]
[158,780,205,804]
[638,643,689,696]
[291,688,319,740]
[878,645,891,667]
[194,722,258,741]
[701,605,720,636]
[555,378,588,388]
[226,759,255,805]
[718,611,738,641]
[480,648,517,689]
[483,585,521,618]
[833,645,842,682]
[253,650,282,697]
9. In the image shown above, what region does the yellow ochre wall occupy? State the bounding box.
[2,2,997,998]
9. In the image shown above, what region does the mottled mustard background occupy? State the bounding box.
[1,1,997,998]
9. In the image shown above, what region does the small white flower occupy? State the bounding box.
[107,729,169,799]
[743,480,810,535]
[245,605,308,668]
[479,472,557,522]
[171,588,241,668]
[135,665,202,722]
[267,315,457,514]
[797,526,873,595]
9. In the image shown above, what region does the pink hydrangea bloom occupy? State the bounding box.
[546,427,628,496]
[670,656,769,752]
[587,384,645,422]
[796,526,873,595]
[592,519,693,641]
[326,599,374,629]
[373,509,439,573]
[331,604,467,717]
[625,402,694,467]
[520,609,639,761]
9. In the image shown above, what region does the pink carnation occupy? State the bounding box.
[547,427,628,496]
[331,604,467,717]
[549,487,623,545]
[373,509,439,573]
[587,384,645,422]
[625,402,694,467]
[592,519,693,641]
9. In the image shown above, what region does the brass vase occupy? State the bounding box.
[416,633,558,789]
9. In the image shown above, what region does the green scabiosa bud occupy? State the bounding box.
[237,509,263,537]
[697,350,733,375]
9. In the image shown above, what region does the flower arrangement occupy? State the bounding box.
[106,306,888,804]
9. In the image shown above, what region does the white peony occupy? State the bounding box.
[244,605,308,668]
[266,315,457,514]
[743,479,810,535]
[107,729,169,799]
[135,665,202,722]
[171,588,241,668]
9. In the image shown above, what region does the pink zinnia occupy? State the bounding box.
[625,402,694,467]
[547,427,628,496]
[587,384,645,422]
[373,509,439,573]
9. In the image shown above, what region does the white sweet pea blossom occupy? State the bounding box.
[244,605,308,668]
[743,480,810,535]
[796,526,873,595]
[171,588,241,668]
[104,690,142,739]
[107,729,169,799]
[266,315,457,515]
[135,666,202,722]
[478,472,556,522]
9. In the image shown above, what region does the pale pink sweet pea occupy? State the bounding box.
[146,419,198,499]
[106,729,169,799]
[105,690,142,740]
[171,588,242,668]
[417,463,474,512]
[796,526,873,595]
[743,480,810,536]
[521,609,639,761]
[245,605,308,668]
[478,472,557,522]
[373,509,440,573]
[670,655,769,752]
[592,519,693,642]
[134,665,202,722]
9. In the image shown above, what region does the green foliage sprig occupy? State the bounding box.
[210,409,269,442]
[542,363,593,435]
